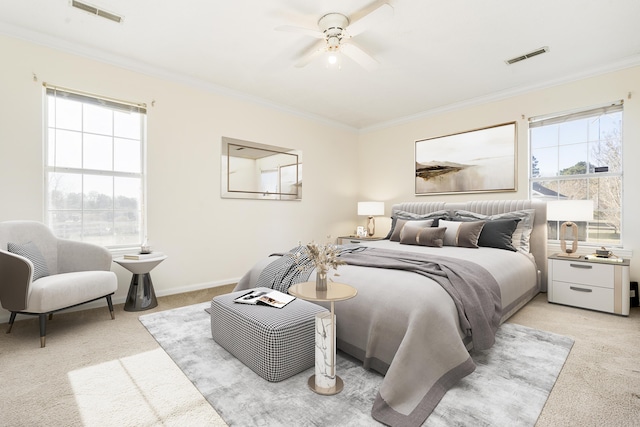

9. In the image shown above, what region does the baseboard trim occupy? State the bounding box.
[0,277,241,324]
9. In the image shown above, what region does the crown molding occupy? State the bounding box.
[2,21,638,135]
[361,54,640,134]
[0,22,358,133]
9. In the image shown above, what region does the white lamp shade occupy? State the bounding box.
[357,201,384,216]
[547,200,594,222]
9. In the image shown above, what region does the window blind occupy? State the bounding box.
[529,101,623,128]
[45,85,146,114]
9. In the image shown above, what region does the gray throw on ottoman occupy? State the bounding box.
[210,287,327,382]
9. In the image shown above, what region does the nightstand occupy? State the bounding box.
[337,236,384,245]
[547,254,630,315]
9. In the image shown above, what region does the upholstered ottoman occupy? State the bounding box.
[210,287,327,382]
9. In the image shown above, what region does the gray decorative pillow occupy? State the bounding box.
[385,210,449,239]
[416,227,446,247]
[439,220,486,248]
[8,241,50,281]
[477,218,521,251]
[453,209,535,253]
[399,221,433,245]
[391,219,433,242]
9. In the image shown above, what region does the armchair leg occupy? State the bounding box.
[39,314,47,348]
[6,312,16,334]
[106,295,115,320]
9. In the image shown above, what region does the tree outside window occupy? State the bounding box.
[529,103,623,246]
[45,87,146,248]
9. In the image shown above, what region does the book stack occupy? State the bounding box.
[583,254,624,263]
[124,251,164,260]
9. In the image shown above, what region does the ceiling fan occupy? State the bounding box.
[276,1,393,71]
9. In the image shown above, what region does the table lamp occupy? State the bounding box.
[547,200,594,258]
[357,201,384,237]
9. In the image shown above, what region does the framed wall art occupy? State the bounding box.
[415,122,517,195]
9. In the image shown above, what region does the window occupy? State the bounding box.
[529,101,623,246]
[44,86,146,249]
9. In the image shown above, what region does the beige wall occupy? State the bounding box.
[0,35,360,321]
[357,66,640,282]
[1,33,638,323]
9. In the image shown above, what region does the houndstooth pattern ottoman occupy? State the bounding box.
[210,287,328,382]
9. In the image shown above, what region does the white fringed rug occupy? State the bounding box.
[140,302,573,426]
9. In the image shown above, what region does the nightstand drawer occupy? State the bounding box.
[550,280,614,313]
[551,259,614,288]
[339,238,365,245]
[337,236,384,245]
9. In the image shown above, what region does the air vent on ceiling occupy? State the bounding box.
[71,0,123,23]
[505,46,549,65]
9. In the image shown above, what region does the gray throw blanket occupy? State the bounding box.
[257,246,501,350]
[338,247,502,350]
[256,245,366,293]
[255,246,313,293]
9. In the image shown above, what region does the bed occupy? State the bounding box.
[234,199,547,426]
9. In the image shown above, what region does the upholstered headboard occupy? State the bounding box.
[391,200,548,291]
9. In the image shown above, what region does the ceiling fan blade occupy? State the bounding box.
[275,25,324,39]
[347,1,393,37]
[341,42,378,71]
[295,40,326,68]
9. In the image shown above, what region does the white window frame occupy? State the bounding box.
[44,85,147,250]
[529,101,624,247]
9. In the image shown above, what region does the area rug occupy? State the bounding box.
[140,302,574,426]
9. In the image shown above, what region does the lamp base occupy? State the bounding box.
[559,222,579,258]
[366,216,376,237]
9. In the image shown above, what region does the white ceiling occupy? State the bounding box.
[1,0,639,130]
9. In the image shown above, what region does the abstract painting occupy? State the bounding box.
[415,122,516,195]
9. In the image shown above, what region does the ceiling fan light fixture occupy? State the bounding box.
[318,13,349,35]
[325,52,342,70]
[282,3,391,71]
[327,35,341,51]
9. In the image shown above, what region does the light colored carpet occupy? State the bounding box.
[509,296,640,427]
[0,285,234,427]
[140,301,573,426]
[1,290,639,426]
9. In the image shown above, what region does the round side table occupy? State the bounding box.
[288,281,357,395]
[113,255,167,311]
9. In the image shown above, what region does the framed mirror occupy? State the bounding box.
[221,137,302,200]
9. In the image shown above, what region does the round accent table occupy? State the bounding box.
[113,255,167,311]
[288,281,357,395]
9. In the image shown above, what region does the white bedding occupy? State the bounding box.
[358,239,538,320]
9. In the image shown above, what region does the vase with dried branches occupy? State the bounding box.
[294,241,345,291]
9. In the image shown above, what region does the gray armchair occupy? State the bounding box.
[0,221,117,347]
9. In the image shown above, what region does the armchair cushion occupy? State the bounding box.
[8,241,50,281]
[27,271,117,313]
